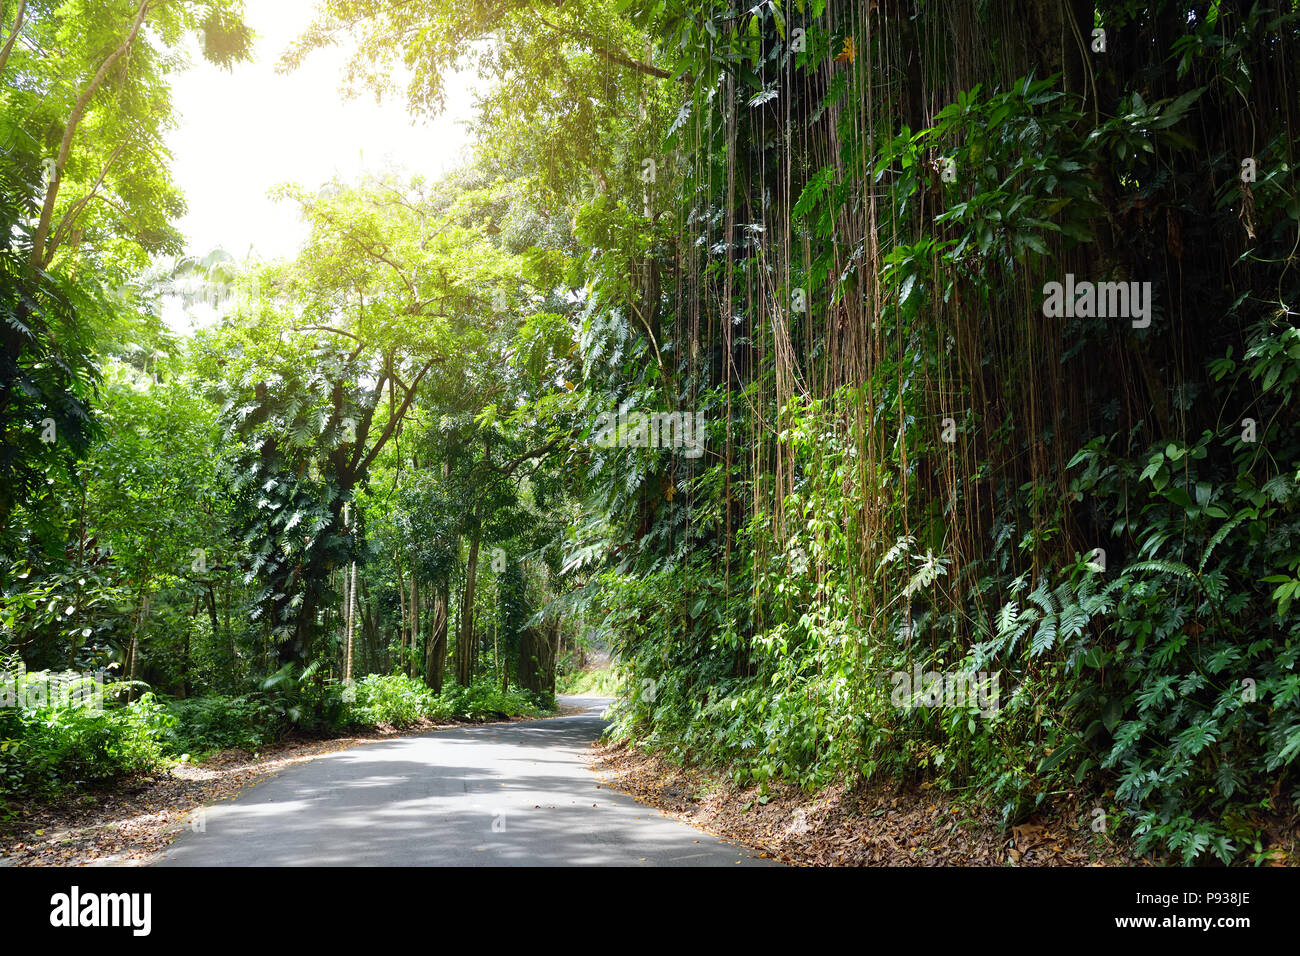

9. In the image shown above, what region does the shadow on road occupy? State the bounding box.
[159,695,776,867]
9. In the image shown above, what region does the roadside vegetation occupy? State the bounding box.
[0,665,543,802]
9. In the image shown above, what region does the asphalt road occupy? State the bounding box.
[159,695,776,866]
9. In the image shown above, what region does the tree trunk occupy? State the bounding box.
[395,555,407,665]
[408,572,420,677]
[126,586,150,701]
[455,532,481,686]
[518,619,558,698]
[281,588,316,665]
[360,575,375,675]
[30,0,151,270]
[424,583,448,692]
[344,561,357,680]
[225,580,234,673]
[181,623,191,698]
[0,1,28,79]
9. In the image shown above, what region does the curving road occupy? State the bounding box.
[159,696,776,867]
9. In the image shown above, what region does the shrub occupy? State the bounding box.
[164,694,284,755]
[341,674,544,727]
[0,679,175,797]
[433,680,545,721]
[345,673,438,728]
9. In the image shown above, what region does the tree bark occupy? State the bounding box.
[283,589,316,665]
[394,554,407,665]
[517,619,558,698]
[344,561,357,680]
[126,584,150,701]
[0,1,27,79]
[455,532,481,686]
[408,571,419,677]
[424,583,447,692]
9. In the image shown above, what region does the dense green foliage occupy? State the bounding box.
[0,667,175,797]
[563,0,1300,865]
[0,2,571,805]
[0,665,544,798]
[3,0,1298,866]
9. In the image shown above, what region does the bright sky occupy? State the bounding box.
[163,0,480,330]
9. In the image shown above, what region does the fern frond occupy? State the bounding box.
[1126,559,1196,580]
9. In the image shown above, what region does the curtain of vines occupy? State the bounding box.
[597,0,1300,863]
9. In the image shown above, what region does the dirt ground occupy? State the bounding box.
[592,740,1151,866]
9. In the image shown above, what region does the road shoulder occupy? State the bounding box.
[591,740,1137,866]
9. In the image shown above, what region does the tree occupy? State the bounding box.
[3,1,251,274]
[0,158,98,543]
[202,176,525,662]
[283,0,674,201]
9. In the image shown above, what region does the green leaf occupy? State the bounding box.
[1102,698,1125,734]
[899,273,918,306]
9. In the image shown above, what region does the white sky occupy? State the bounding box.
[163,0,480,330]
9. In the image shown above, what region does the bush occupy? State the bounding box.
[164,694,284,755]
[0,668,553,800]
[432,680,546,721]
[340,674,545,727]
[556,667,620,696]
[0,679,175,797]
[345,673,439,728]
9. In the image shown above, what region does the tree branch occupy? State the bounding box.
[535,15,682,81]
[357,356,439,474]
[292,324,363,343]
[47,140,127,261]
[30,0,152,271]
[0,0,26,79]
[493,436,563,477]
